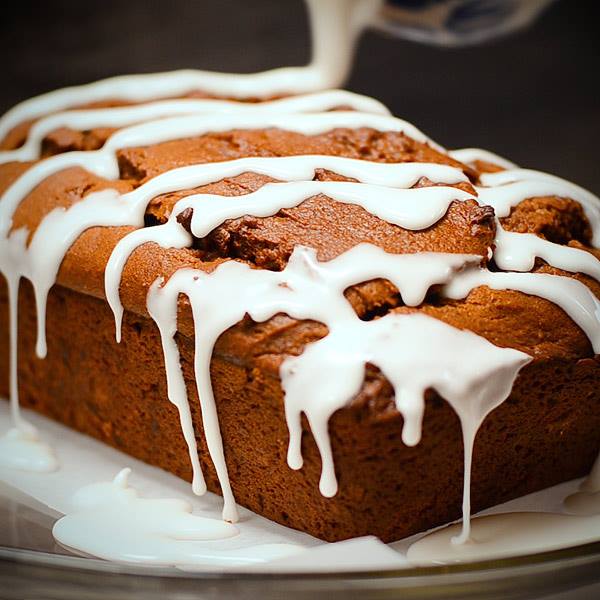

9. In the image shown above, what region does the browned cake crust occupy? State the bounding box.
[1,110,599,542]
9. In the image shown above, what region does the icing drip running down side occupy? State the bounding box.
[52,467,304,566]
[0,90,391,165]
[144,245,530,529]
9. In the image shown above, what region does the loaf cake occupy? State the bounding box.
[1,77,599,544]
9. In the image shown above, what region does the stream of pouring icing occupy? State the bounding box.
[0,0,383,142]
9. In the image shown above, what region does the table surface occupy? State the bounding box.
[1,0,598,193]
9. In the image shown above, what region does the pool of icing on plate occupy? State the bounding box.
[408,465,600,565]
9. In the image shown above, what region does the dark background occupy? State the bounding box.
[1,0,598,192]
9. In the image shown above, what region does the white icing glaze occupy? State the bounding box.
[0,426,58,472]
[184,181,467,236]
[147,273,204,499]
[407,511,600,565]
[0,0,382,141]
[145,244,529,536]
[0,90,390,165]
